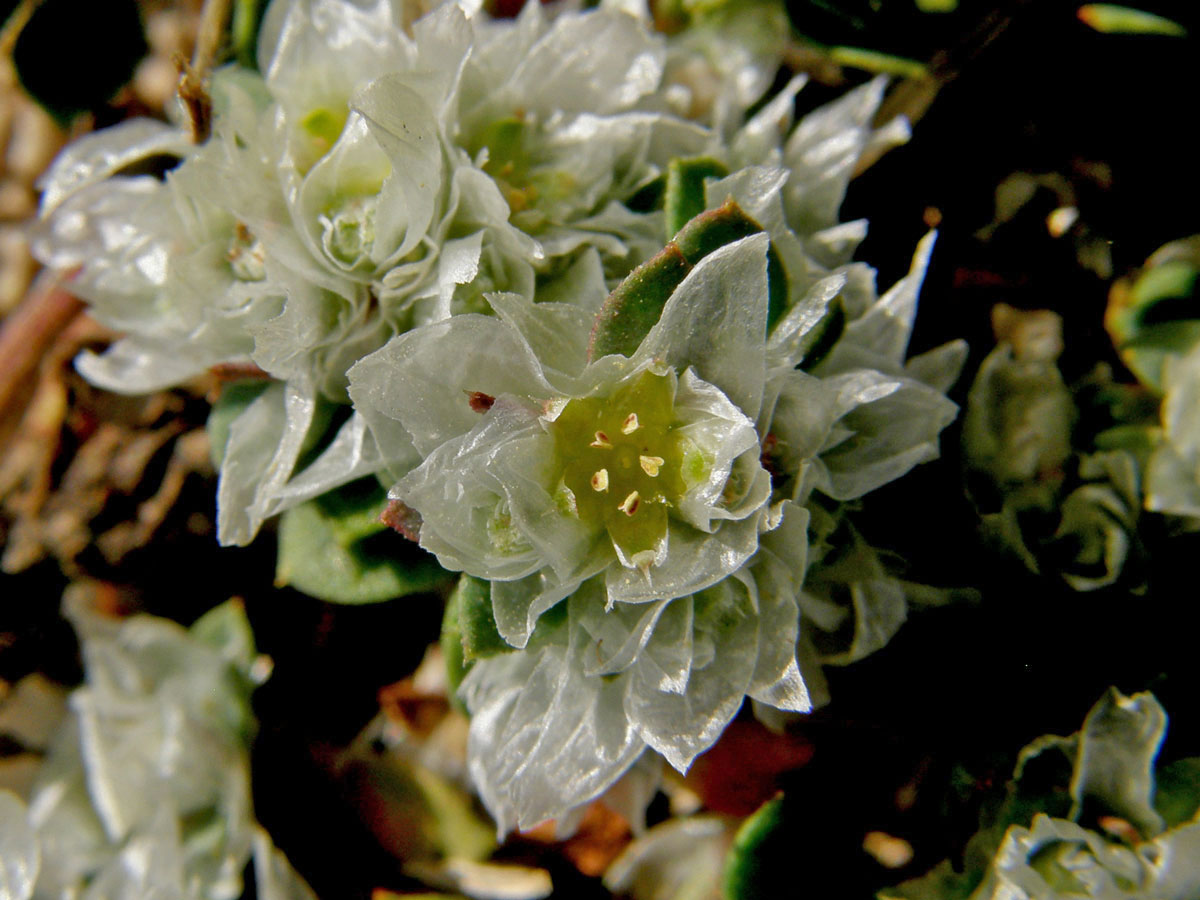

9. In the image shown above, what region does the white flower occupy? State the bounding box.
[2,593,314,900]
[32,0,712,546]
[353,219,960,828]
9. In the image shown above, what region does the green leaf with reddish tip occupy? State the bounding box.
[665,156,730,239]
[590,242,692,360]
[1077,4,1186,36]
[722,793,786,900]
[674,200,764,265]
[276,479,452,604]
[590,199,788,360]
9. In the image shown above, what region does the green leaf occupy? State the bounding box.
[722,793,785,900]
[1154,758,1200,828]
[665,157,729,239]
[207,380,273,469]
[440,590,467,708]
[673,200,764,266]
[455,576,512,663]
[828,47,927,79]
[1077,4,1186,36]
[276,479,452,604]
[590,200,787,360]
[589,242,692,360]
[797,296,847,369]
[877,860,974,900]
[190,599,257,672]
[232,0,269,69]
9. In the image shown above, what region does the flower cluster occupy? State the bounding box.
[33,0,963,834]
[883,688,1200,900]
[0,593,313,900]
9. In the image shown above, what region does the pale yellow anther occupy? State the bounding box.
[639,455,665,477]
[621,413,640,435]
[590,431,613,449]
[618,490,641,516]
[591,469,609,492]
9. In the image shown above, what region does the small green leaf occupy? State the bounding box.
[590,200,782,360]
[828,47,927,79]
[1154,757,1200,828]
[797,296,847,369]
[665,157,729,239]
[232,0,269,69]
[589,242,691,360]
[878,860,975,900]
[440,587,467,705]
[722,793,785,900]
[674,200,764,266]
[207,380,273,469]
[276,479,452,604]
[1077,4,1186,36]
[455,576,512,663]
[190,598,257,672]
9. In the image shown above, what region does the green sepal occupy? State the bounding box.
[590,200,783,360]
[276,479,452,604]
[207,380,273,469]
[722,793,785,900]
[665,157,729,239]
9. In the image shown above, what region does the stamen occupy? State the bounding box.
[618,491,640,516]
[590,431,613,449]
[639,455,664,477]
[591,469,609,492]
[621,413,640,435]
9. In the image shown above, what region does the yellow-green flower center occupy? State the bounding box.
[552,370,702,567]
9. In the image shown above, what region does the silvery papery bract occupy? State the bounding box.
[348,84,964,829]
[32,0,712,546]
[0,594,314,900]
[1144,344,1200,520]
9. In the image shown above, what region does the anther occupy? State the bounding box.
[591,469,609,492]
[621,413,640,435]
[618,491,640,516]
[639,455,664,477]
[590,431,613,449]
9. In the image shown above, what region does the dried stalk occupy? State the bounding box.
[178,0,234,143]
[0,269,82,450]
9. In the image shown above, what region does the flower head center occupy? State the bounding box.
[552,370,691,567]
